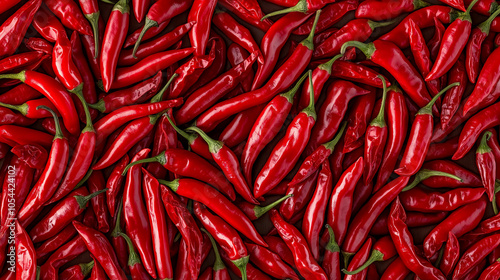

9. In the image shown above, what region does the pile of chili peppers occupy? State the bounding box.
[3,0,500,278]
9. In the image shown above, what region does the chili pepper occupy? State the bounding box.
[479,258,500,279]
[227,44,254,92]
[100,0,129,92]
[39,234,87,279]
[290,121,345,187]
[440,58,467,129]
[124,20,169,49]
[31,5,66,42]
[123,148,235,200]
[263,236,294,267]
[87,171,111,233]
[59,260,94,280]
[402,169,462,192]
[380,257,411,280]
[116,231,151,280]
[278,170,318,222]
[343,236,396,275]
[343,91,376,153]
[174,234,212,280]
[186,126,259,204]
[423,195,487,259]
[323,225,341,280]
[89,71,162,113]
[477,131,497,205]
[219,0,272,31]
[453,234,500,279]
[439,232,460,278]
[89,255,107,280]
[344,237,374,280]
[161,116,211,162]
[251,12,312,91]
[0,0,20,14]
[0,125,53,148]
[159,179,267,246]
[219,104,266,148]
[395,83,459,176]
[105,156,128,216]
[270,209,328,280]
[305,80,370,156]
[421,160,481,188]
[238,195,293,222]
[15,221,37,280]
[427,18,444,61]
[0,108,35,126]
[77,0,100,56]
[371,210,448,236]
[0,97,59,119]
[198,267,212,280]
[169,54,216,100]
[16,107,68,226]
[194,11,321,132]
[245,242,299,280]
[482,32,496,63]
[35,223,78,262]
[356,0,429,21]
[294,0,357,35]
[484,129,500,179]
[44,0,92,36]
[0,52,45,74]
[0,84,41,105]
[401,187,485,212]
[108,201,129,273]
[388,198,447,280]
[80,18,104,80]
[146,111,175,179]
[0,0,41,59]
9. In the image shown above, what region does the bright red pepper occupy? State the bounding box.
[218,0,272,31]
[380,257,411,279]
[439,232,460,278]
[87,171,111,233]
[476,131,497,206]
[35,223,78,262]
[322,225,341,280]
[453,234,500,278]
[400,187,485,212]
[59,260,94,280]
[356,0,429,20]
[246,242,299,280]
[294,0,358,35]
[218,104,266,148]
[44,0,92,36]
[39,235,87,279]
[15,221,36,280]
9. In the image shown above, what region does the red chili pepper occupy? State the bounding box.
[0,51,45,74]
[0,0,41,59]
[15,221,37,280]
[80,17,104,79]
[0,108,36,126]
[423,195,487,259]
[35,223,77,262]
[227,44,254,92]
[59,260,94,280]
[108,201,129,273]
[89,255,107,280]
[246,242,299,280]
[344,237,374,280]
[482,32,496,62]
[439,54,467,129]
[105,156,128,215]
[219,104,266,148]
[39,235,87,279]
[44,0,92,36]
[122,149,157,279]
[174,234,213,280]
[77,0,100,56]
[87,171,111,233]
[380,257,411,280]
[0,84,42,105]
[439,232,460,278]
[0,0,20,14]
[146,111,176,179]
[169,54,216,100]
[0,125,53,148]
[477,131,497,206]
[356,0,429,20]
[344,236,397,275]
[158,178,267,246]
[194,11,321,132]
[270,209,328,280]
[401,187,485,212]
[322,225,341,280]
[479,258,500,279]
[343,91,376,153]
[0,97,60,119]
[371,210,448,235]
[218,0,272,31]
[263,236,295,267]
[453,234,500,278]
[124,20,169,48]
[388,197,447,280]
[100,0,129,92]
[32,5,66,42]
[294,0,357,35]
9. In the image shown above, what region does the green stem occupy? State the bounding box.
[367,18,397,31]
[84,11,100,58]
[493,193,498,215]
[478,5,500,33]
[318,54,343,74]
[80,260,95,277]
[87,99,106,113]
[253,194,292,219]
[370,75,388,127]
[301,70,316,119]
[75,168,93,189]
[324,121,347,150]
[340,41,376,59]
[165,113,197,143]
[111,200,123,238]
[434,246,445,268]
[133,17,158,58]
[158,179,180,192]
[467,0,479,14]
[342,250,384,275]
[414,0,430,9]
[232,255,249,280]
[417,82,460,116]
[36,266,40,280]
[325,225,340,253]
[37,106,64,139]
[0,71,25,82]
[261,0,308,21]
[280,71,309,102]
[118,232,142,266]
[201,228,226,272]
[73,90,95,133]
[477,131,493,154]
[121,151,166,175]
[300,10,321,50]
[186,126,223,154]
[403,169,462,192]
[342,251,354,268]
[74,189,107,209]
[151,73,178,103]
[0,101,28,116]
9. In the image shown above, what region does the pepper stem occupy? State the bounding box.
[302,70,316,119]
[133,17,158,58]
[370,75,388,127]
[0,71,25,82]
[87,99,105,113]
[201,228,226,272]
[367,19,397,31]
[434,246,445,267]
[165,114,196,143]
[76,169,93,189]
[342,250,384,275]
[118,232,142,266]
[74,91,95,133]
[413,0,430,10]
[186,126,223,154]
[232,255,249,280]
[158,178,180,192]
[403,169,462,191]
[342,251,354,268]
[280,71,309,102]
[467,0,479,14]
[477,131,493,154]
[300,10,321,50]
[74,189,107,209]
[0,101,28,116]
[84,12,100,58]
[111,200,123,238]
[325,225,340,253]
[261,0,308,21]
[151,73,178,103]
[478,5,500,33]
[340,41,376,59]
[121,151,166,175]
[324,121,347,150]
[254,194,293,219]
[36,266,40,280]
[80,260,94,277]
[318,54,343,74]
[37,106,65,140]
[417,82,460,116]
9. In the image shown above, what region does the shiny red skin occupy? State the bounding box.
[88,171,111,233]
[371,210,448,236]
[477,148,496,201]
[0,125,53,148]
[123,21,169,48]
[188,0,216,56]
[344,91,376,153]
[356,0,426,20]
[380,257,411,279]
[227,43,254,92]
[441,54,467,128]
[439,232,460,278]
[219,104,265,148]
[364,123,387,184]
[0,52,45,74]
[345,238,374,280]
[35,224,77,261]
[400,187,485,212]
[40,236,87,280]
[246,242,299,280]
[421,160,482,188]
[479,260,500,280]
[0,84,42,105]
[263,236,295,267]
[44,0,92,35]
[294,0,358,35]
[218,0,272,31]
[52,35,82,92]
[453,234,500,278]
[15,221,36,280]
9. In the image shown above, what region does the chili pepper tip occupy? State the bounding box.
[133,18,158,58]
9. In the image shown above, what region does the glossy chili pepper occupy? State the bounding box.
[424,195,487,259]
[59,260,94,280]
[380,257,411,280]
[73,221,127,280]
[484,128,500,179]
[124,148,235,200]
[439,232,460,278]
[278,170,318,223]
[263,236,295,267]
[89,255,107,280]
[122,149,157,278]
[0,125,53,148]
[479,258,500,280]
[270,209,328,280]
[186,0,216,56]
[344,237,374,280]
[35,223,77,262]
[294,0,357,35]
[483,32,496,62]
[39,235,87,279]
[425,18,443,60]
[194,11,321,132]
[343,91,376,153]
[219,104,266,148]
[246,242,299,280]
[356,0,429,20]
[100,0,129,92]
[132,0,192,57]
[77,0,100,56]
[53,35,85,98]
[305,80,370,156]
[0,84,41,105]
[0,71,79,134]
[453,234,500,278]
[33,6,66,42]
[16,107,68,226]
[105,156,128,215]
[87,171,111,233]
[401,187,485,212]
[426,1,478,81]
[174,233,212,280]
[80,17,103,80]
[0,0,41,58]
[218,0,272,31]
[395,83,459,176]
[440,55,467,128]
[477,131,497,206]
[124,20,169,48]
[0,97,59,120]
[388,198,447,280]
[251,12,312,91]
[0,107,35,126]
[343,236,396,276]
[15,221,36,280]
[372,210,448,235]
[0,51,45,74]
[108,201,129,273]
[44,0,92,36]
[226,44,253,93]
[0,0,20,14]
[322,225,341,280]
[146,111,175,179]
[168,52,215,99]
[159,179,267,246]
[90,71,162,113]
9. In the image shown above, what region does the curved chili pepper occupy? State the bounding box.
[237,195,292,223]
[294,0,358,35]
[262,236,294,267]
[44,0,92,36]
[270,209,328,280]
[218,0,272,31]
[78,0,100,56]
[322,225,341,280]
[174,233,212,280]
[0,52,45,74]
[0,107,35,126]
[100,0,129,92]
[426,1,478,81]
[388,198,447,280]
[80,17,103,80]
[246,242,299,280]
[477,131,497,206]
[219,104,266,148]
[39,235,87,279]
[89,71,162,113]
[485,128,500,179]
[356,0,429,20]
[105,156,128,215]
[35,224,77,262]
[0,0,20,15]
[439,55,467,128]
[0,84,41,105]
[438,0,466,10]
[159,178,267,247]
[345,238,374,280]
[0,0,41,58]
[168,53,215,99]
[87,171,111,233]
[15,221,36,280]
[372,210,447,235]
[420,160,481,188]
[108,201,129,273]
[59,260,94,280]
[423,195,487,259]
[343,236,396,275]
[439,232,460,278]
[401,187,485,212]
[453,234,500,278]
[227,44,254,93]
[380,257,411,279]
[0,126,53,150]
[52,35,84,95]
[194,11,321,132]
[0,71,79,134]
[146,111,176,179]
[279,170,318,223]
[124,20,169,48]
[89,256,107,280]
[344,90,376,153]
[186,0,216,56]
